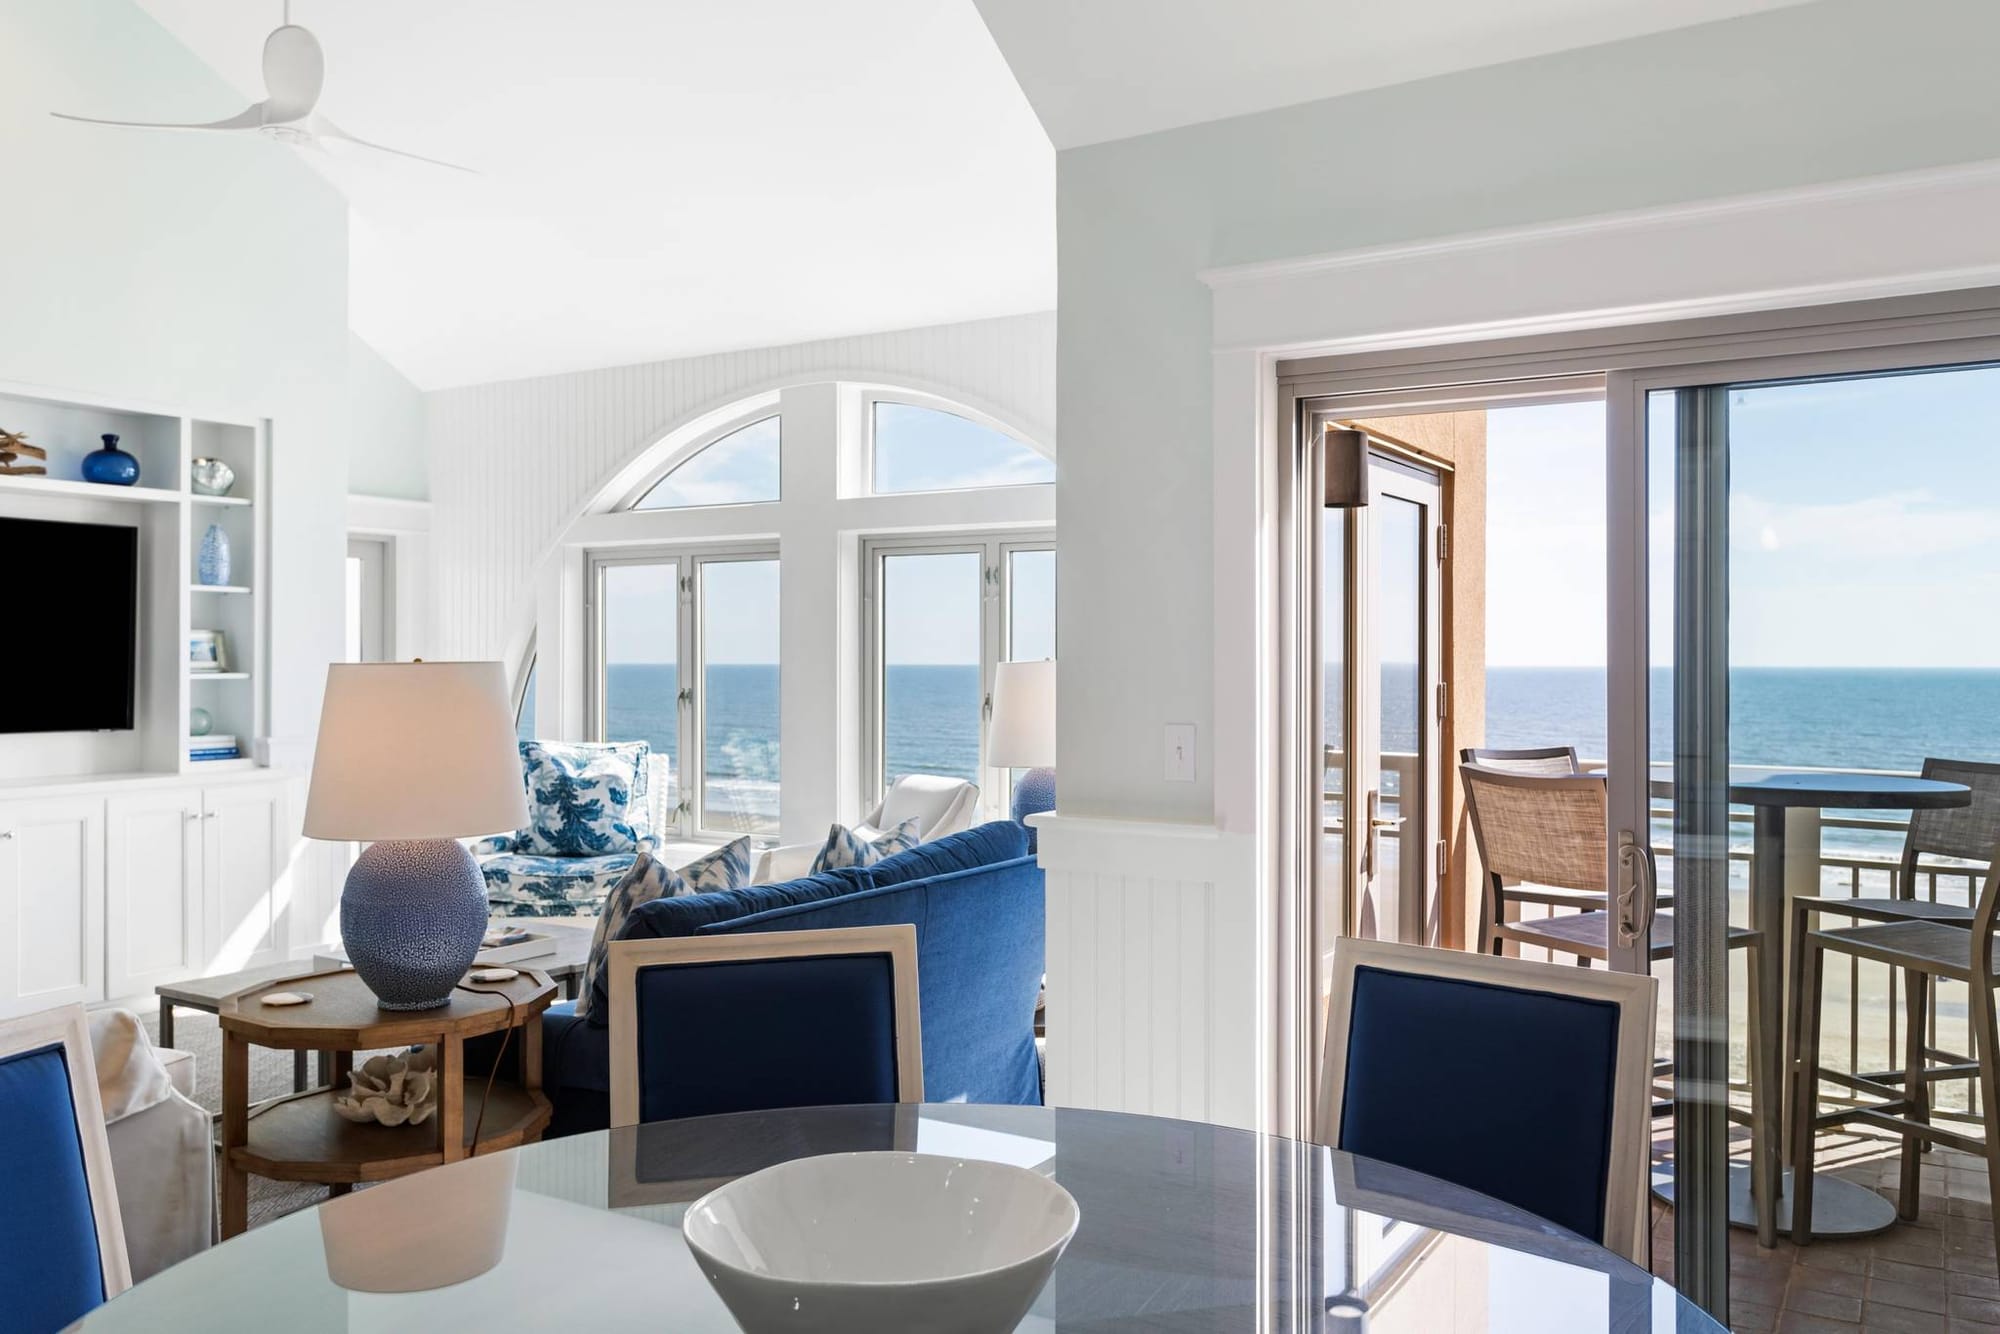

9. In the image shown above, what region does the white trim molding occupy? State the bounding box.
[1200,158,2000,357]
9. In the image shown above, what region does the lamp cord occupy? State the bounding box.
[451,981,519,1153]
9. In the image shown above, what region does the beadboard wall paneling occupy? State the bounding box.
[427,313,1056,662]
[1035,815,1260,1131]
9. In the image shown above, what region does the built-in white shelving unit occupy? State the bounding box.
[0,382,289,1020]
[0,381,270,782]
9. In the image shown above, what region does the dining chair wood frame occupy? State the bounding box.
[607,925,924,1130]
[0,1003,133,1306]
[1789,844,2000,1261]
[1318,937,1658,1265]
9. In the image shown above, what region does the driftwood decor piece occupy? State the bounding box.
[0,428,47,476]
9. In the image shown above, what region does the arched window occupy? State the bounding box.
[870,401,1053,494]
[633,415,781,510]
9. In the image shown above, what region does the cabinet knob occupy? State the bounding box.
[186,812,201,822]
[0,830,12,840]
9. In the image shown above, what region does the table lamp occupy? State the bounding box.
[304,662,528,1010]
[988,659,1056,848]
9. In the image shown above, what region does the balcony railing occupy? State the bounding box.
[1325,755,1986,1116]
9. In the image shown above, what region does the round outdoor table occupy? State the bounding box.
[1659,773,1971,1240]
[79,1103,1717,1332]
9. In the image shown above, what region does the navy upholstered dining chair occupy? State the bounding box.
[1317,937,1657,1265]
[606,924,923,1130]
[0,1004,132,1332]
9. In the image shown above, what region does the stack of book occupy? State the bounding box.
[189,735,242,762]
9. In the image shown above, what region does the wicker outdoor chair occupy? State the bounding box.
[1790,756,2000,927]
[1790,836,2000,1264]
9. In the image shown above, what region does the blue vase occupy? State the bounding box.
[81,433,139,486]
[197,524,231,586]
[339,839,489,1010]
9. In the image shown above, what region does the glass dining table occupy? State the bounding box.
[80,1103,1717,1332]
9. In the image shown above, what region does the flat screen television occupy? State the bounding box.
[0,516,137,733]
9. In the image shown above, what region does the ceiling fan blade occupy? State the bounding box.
[260,25,325,123]
[308,115,477,174]
[51,103,267,132]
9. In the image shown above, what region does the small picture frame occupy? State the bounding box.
[189,629,230,673]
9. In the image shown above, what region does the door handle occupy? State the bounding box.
[1363,790,1401,876]
[1616,829,1658,948]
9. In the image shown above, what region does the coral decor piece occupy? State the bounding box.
[0,427,46,476]
[333,1048,439,1127]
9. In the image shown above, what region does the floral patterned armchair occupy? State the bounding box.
[476,743,673,917]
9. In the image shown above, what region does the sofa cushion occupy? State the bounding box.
[585,865,876,1025]
[704,856,1045,1105]
[518,740,650,856]
[865,820,1029,887]
[809,818,920,874]
[573,839,753,1020]
[482,851,636,918]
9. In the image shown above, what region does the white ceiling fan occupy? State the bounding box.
[53,2,474,173]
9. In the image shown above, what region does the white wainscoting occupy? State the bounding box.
[1034,814,1260,1131]
[425,312,1055,664]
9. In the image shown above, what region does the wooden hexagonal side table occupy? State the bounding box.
[216,967,554,1237]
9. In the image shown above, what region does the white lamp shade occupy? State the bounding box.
[988,659,1056,770]
[304,661,528,842]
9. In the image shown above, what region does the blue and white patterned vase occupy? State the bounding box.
[81,433,140,486]
[197,523,231,586]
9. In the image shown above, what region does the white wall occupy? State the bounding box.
[0,0,356,949]
[0,0,351,758]
[348,335,428,502]
[1050,0,2000,1127]
[425,312,1056,666]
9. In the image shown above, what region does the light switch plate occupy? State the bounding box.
[1164,723,1196,782]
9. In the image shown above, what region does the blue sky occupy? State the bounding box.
[1487,363,2000,668]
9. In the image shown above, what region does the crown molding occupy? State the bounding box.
[1200,158,2000,357]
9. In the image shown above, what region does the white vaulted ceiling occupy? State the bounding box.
[125,0,1828,388]
[970,0,1826,149]
[130,0,1055,389]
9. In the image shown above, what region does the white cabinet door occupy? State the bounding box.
[0,797,104,1019]
[105,790,204,997]
[202,783,287,973]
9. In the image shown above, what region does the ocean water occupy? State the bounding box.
[604,662,987,826]
[614,658,2000,858]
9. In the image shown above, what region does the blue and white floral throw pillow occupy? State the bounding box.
[573,837,752,1020]
[810,817,921,874]
[519,740,650,856]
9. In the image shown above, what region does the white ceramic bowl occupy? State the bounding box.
[682,1151,1079,1334]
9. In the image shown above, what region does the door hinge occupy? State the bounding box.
[1435,839,1448,879]
[1435,681,1448,721]
[1437,522,1449,563]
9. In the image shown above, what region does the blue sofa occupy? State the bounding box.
[535,821,1044,1135]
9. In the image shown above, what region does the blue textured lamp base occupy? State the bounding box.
[339,839,488,1011]
[1011,767,1056,853]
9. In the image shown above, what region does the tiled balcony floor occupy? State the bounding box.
[1653,1128,1998,1332]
